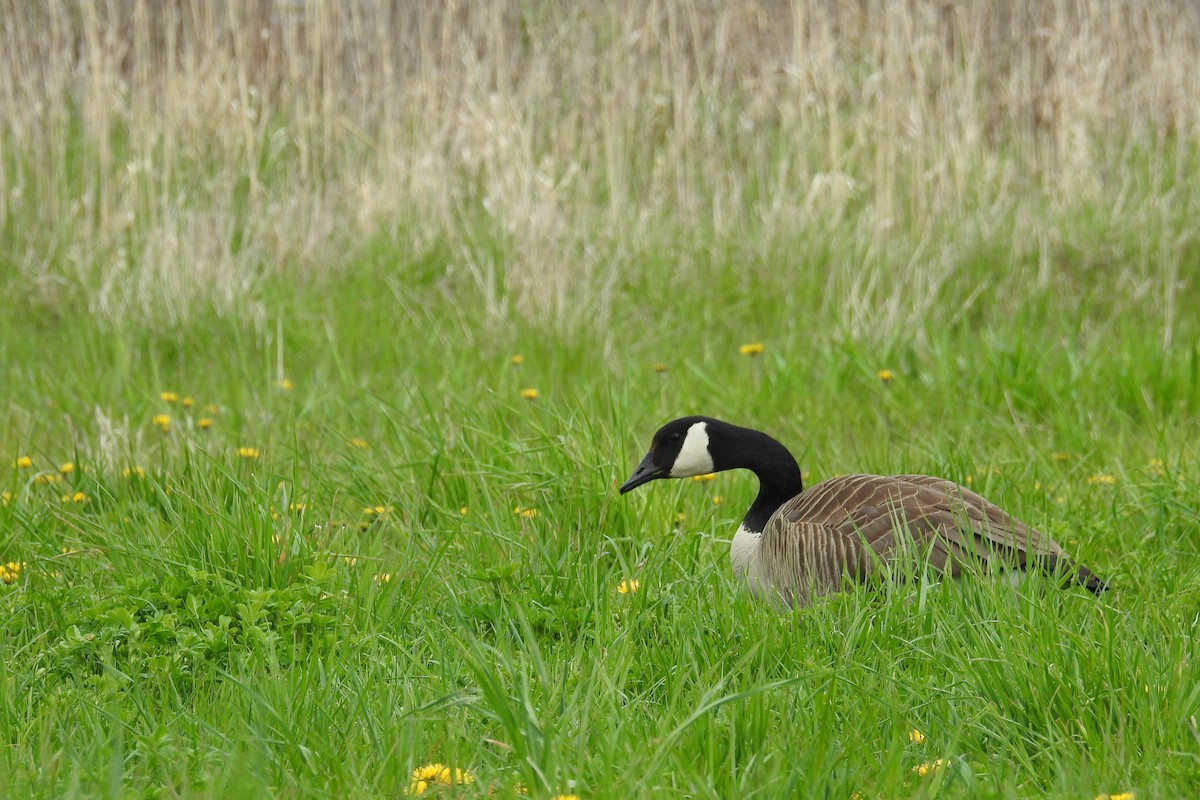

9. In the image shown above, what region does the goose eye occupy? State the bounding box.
[668,432,682,443]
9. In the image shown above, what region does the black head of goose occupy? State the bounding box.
[620,416,1107,606]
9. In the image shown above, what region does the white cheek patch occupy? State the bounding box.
[669,421,714,477]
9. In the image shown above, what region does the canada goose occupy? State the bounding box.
[619,416,1107,606]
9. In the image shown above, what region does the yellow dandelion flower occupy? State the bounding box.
[675,512,686,524]
[122,466,146,479]
[519,387,539,401]
[965,475,973,485]
[205,403,220,414]
[459,506,468,516]
[198,417,213,430]
[237,447,261,459]
[34,473,58,485]
[14,456,32,469]
[362,505,392,516]
[349,437,369,450]
[550,795,581,800]
[407,763,445,795]
[1088,474,1116,486]
[0,567,16,585]
[406,763,473,795]
[152,414,170,432]
[3,562,23,580]
[653,362,668,373]
[878,369,894,382]
[739,342,764,356]
[274,378,295,391]
[912,759,950,777]
[160,391,178,403]
[691,473,716,482]
[909,728,926,745]
[72,491,88,503]
[1052,452,1070,462]
[1096,793,1136,800]
[712,495,722,505]
[617,579,640,594]
[510,354,524,366]
[1,490,10,506]
[59,462,74,476]
[514,506,539,519]
[181,396,195,408]
[1147,458,1165,474]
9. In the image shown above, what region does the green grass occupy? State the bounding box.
[2,234,1199,799]
[4,3,1200,797]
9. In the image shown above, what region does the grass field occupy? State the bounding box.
[3,2,1200,797]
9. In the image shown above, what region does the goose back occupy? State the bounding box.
[753,474,1073,606]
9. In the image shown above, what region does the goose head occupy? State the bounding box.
[619,416,720,493]
[619,416,804,530]
[619,416,806,598]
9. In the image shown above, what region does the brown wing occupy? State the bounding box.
[755,519,873,607]
[758,474,1078,603]
[885,474,1065,563]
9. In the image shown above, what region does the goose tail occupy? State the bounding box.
[1043,554,1108,595]
[1071,562,1108,595]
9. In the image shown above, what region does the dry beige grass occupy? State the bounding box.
[2,1,1198,335]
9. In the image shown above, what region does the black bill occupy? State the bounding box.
[619,452,664,494]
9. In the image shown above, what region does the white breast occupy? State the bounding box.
[730,524,769,596]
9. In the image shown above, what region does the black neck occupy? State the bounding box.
[713,423,804,533]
